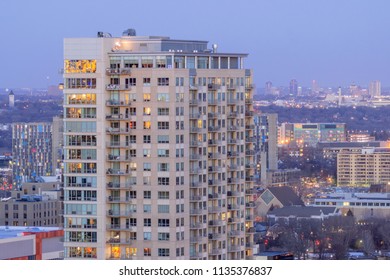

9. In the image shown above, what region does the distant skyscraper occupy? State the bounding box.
[8,90,14,108]
[349,83,360,96]
[311,80,318,94]
[297,86,302,96]
[369,80,381,97]
[265,81,273,95]
[289,79,298,95]
[338,87,342,107]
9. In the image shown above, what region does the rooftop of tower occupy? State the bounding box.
[90,28,248,56]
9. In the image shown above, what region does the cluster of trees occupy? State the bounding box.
[278,146,336,179]
[0,95,62,151]
[262,216,390,259]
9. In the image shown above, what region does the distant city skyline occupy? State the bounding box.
[1,0,390,88]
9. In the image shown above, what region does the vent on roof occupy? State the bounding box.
[123,28,136,36]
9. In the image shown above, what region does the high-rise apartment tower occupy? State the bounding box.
[62,30,256,260]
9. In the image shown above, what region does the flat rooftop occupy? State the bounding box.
[0,226,62,239]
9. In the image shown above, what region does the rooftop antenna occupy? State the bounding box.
[212,43,218,53]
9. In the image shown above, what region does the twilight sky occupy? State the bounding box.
[1,0,390,89]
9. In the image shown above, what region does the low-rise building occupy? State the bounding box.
[266,205,339,225]
[313,192,390,220]
[0,181,63,227]
[0,226,63,260]
[256,187,304,219]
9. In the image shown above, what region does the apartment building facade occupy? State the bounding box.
[337,148,390,187]
[62,30,255,260]
[279,122,346,147]
[12,122,53,187]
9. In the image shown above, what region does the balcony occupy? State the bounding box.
[208,206,222,213]
[190,236,204,243]
[208,166,222,172]
[245,150,255,156]
[246,227,256,233]
[190,253,205,260]
[245,84,254,90]
[228,230,244,237]
[190,182,201,188]
[107,210,136,217]
[245,215,254,221]
[106,238,133,244]
[190,140,202,147]
[189,195,202,201]
[245,176,254,182]
[190,208,206,215]
[227,164,238,171]
[106,182,135,189]
[208,99,221,105]
[189,99,199,106]
[227,151,238,157]
[190,154,201,160]
[107,196,134,203]
[109,254,136,260]
[190,167,200,174]
[227,84,238,90]
[208,220,224,226]
[105,68,131,75]
[227,99,238,105]
[106,224,136,232]
[190,222,205,229]
[245,111,254,117]
[245,98,253,104]
[245,137,255,143]
[227,112,238,118]
[245,201,256,208]
[208,233,222,240]
[106,168,133,175]
[228,245,244,252]
[227,204,241,210]
[227,125,238,131]
[227,191,241,197]
[106,114,134,120]
[106,100,132,106]
[106,84,131,91]
[190,127,202,133]
[189,113,201,119]
[105,127,132,134]
[208,126,221,132]
[208,112,220,119]
[106,141,137,149]
[107,154,133,161]
[227,217,241,223]
[208,139,221,145]
[207,83,220,91]
[209,248,223,255]
[208,179,222,186]
[245,125,255,130]
[245,188,255,195]
[227,177,241,184]
[208,193,222,199]
[208,153,222,159]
